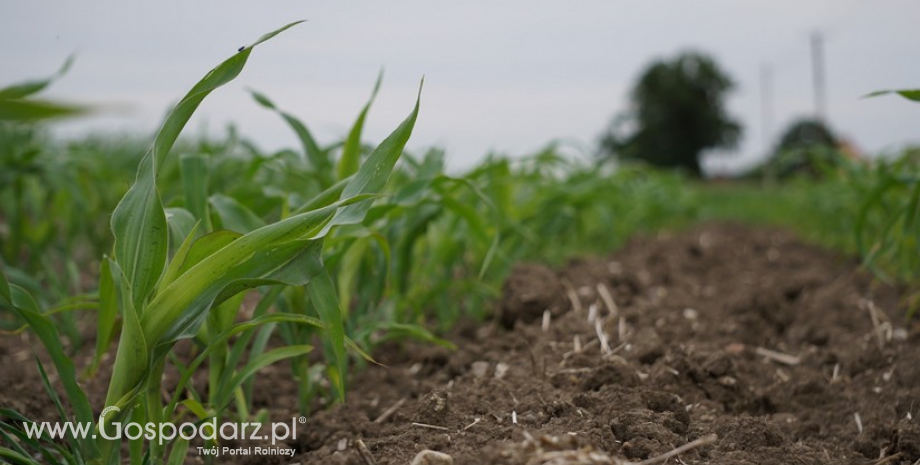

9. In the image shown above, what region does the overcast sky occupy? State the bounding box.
[3,1,918,173]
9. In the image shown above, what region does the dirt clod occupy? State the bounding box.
[416,389,451,423]
[500,263,567,328]
[410,449,454,465]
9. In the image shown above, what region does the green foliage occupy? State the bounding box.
[752,118,840,180]
[776,119,837,151]
[0,65,136,340]
[696,150,920,315]
[0,57,88,122]
[864,88,920,102]
[600,51,741,176]
[1,22,425,464]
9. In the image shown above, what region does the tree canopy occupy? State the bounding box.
[600,51,742,176]
[760,118,839,178]
[776,118,836,152]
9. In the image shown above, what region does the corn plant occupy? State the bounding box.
[1,21,424,464]
[250,82,479,409]
[860,89,920,314]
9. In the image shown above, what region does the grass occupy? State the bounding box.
[1,23,918,465]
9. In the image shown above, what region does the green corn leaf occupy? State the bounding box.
[393,178,438,205]
[18,301,95,324]
[176,230,242,278]
[0,266,10,303]
[180,154,210,228]
[0,442,42,465]
[209,241,316,306]
[376,322,456,349]
[164,312,324,415]
[0,56,88,122]
[209,292,245,336]
[242,322,277,397]
[147,238,311,344]
[304,258,347,399]
[0,448,40,465]
[165,208,198,251]
[34,358,84,462]
[250,89,334,187]
[127,406,145,464]
[139,195,373,348]
[863,89,920,102]
[345,337,377,365]
[110,20,303,311]
[318,79,423,236]
[0,417,38,462]
[1,414,76,465]
[166,439,190,465]
[0,284,98,459]
[179,399,210,421]
[0,99,87,122]
[215,345,313,410]
[35,358,67,426]
[160,222,202,290]
[440,195,489,244]
[293,176,351,215]
[0,56,73,99]
[210,194,266,233]
[338,70,383,180]
[392,208,440,294]
[110,147,167,312]
[479,234,501,280]
[103,260,150,413]
[336,237,370,318]
[249,88,276,109]
[227,288,281,408]
[88,258,119,377]
[434,175,501,278]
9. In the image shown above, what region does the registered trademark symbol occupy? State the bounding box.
[298,416,307,424]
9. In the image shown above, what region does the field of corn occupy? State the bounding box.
[2,24,919,465]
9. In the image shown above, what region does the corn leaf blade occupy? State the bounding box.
[319,80,423,235]
[110,21,303,311]
[338,71,383,180]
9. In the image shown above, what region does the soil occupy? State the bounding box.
[3,223,919,465]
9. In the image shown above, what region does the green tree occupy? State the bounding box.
[776,118,836,151]
[600,51,741,176]
[765,118,838,178]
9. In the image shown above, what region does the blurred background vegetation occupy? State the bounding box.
[2,51,917,330]
[599,51,742,176]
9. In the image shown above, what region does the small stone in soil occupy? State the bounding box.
[410,449,453,465]
[417,390,450,422]
[470,361,490,378]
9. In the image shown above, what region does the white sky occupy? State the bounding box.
[3,1,919,174]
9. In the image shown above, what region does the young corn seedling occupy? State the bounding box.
[253,88,494,348]
[2,21,423,465]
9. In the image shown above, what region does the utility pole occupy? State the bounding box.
[760,64,774,153]
[761,64,777,186]
[811,31,827,121]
